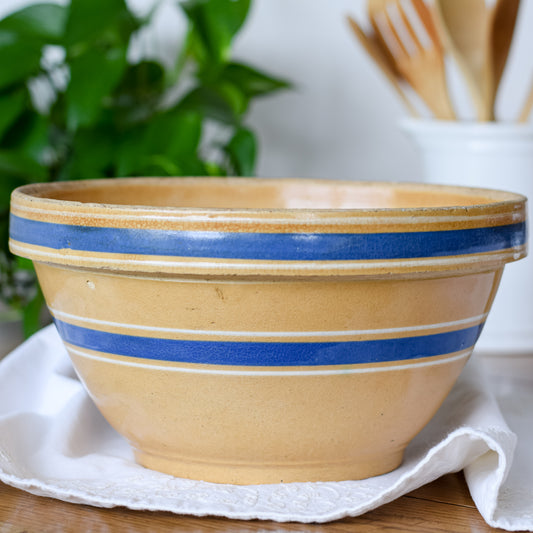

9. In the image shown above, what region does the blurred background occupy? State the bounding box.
[2,0,532,182]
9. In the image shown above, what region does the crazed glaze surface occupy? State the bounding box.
[8,178,528,484]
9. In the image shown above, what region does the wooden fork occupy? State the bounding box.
[367,0,456,120]
[346,16,419,116]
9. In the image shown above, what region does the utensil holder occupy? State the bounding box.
[401,119,533,355]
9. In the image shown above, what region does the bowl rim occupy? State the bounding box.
[9,178,527,277]
[10,177,527,218]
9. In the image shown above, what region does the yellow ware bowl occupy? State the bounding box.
[9,178,527,484]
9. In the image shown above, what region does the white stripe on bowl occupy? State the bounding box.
[9,242,524,271]
[49,307,488,338]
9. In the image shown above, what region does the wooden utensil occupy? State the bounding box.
[346,15,419,116]
[485,0,521,120]
[367,0,455,120]
[433,0,489,120]
[518,78,533,123]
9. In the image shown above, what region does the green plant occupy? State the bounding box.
[0,0,289,336]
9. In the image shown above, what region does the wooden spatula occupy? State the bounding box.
[433,0,489,120]
[485,0,521,120]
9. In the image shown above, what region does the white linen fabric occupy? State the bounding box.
[0,325,532,528]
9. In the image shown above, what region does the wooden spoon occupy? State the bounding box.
[346,15,419,116]
[433,0,489,120]
[518,78,533,123]
[367,0,455,120]
[485,0,521,120]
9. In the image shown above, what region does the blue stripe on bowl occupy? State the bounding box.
[54,319,483,366]
[9,215,526,261]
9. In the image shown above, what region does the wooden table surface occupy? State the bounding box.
[0,472,518,532]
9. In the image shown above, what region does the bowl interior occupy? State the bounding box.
[26,178,514,210]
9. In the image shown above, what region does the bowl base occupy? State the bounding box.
[134,449,405,485]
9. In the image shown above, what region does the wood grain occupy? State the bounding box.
[0,473,509,533]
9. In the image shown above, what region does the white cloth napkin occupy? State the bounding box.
[0,325,532,528]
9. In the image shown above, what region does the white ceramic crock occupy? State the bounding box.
[401,119,533,355]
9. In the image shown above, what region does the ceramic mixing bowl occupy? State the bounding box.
[9,178,527,484]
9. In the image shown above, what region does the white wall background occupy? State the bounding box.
[2,0,533,182]
[234,0,533,181]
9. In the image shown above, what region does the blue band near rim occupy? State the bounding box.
[9,215,527,261]
[53,319,484,366]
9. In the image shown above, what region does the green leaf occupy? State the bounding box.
[22,283,44,338]
[181,0,251,68]
[221,62,291,98]
[114,61,165,105]
[0,87,27,140]
[64,0,138,48]
[166,25,192,87]
[0,150,47,180]
[0,174,30,210]
[115,109,204,176]
[114,127,147,177]
[216,81,248,116]
[154,109,203,162]
[15,257,34,271]
[0,35,42,89]
[63,125,116,179]
[2,110,50,166]
[204,161,227,176]
[112,61,166,124]
[136,154,183,176]
[179,86,241,124]
[225,127,256,176]
[0,150,47,209]
[0,219,9,256]
[177,65,288,127]
[66,47,127,130]
[0,4,67,44]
